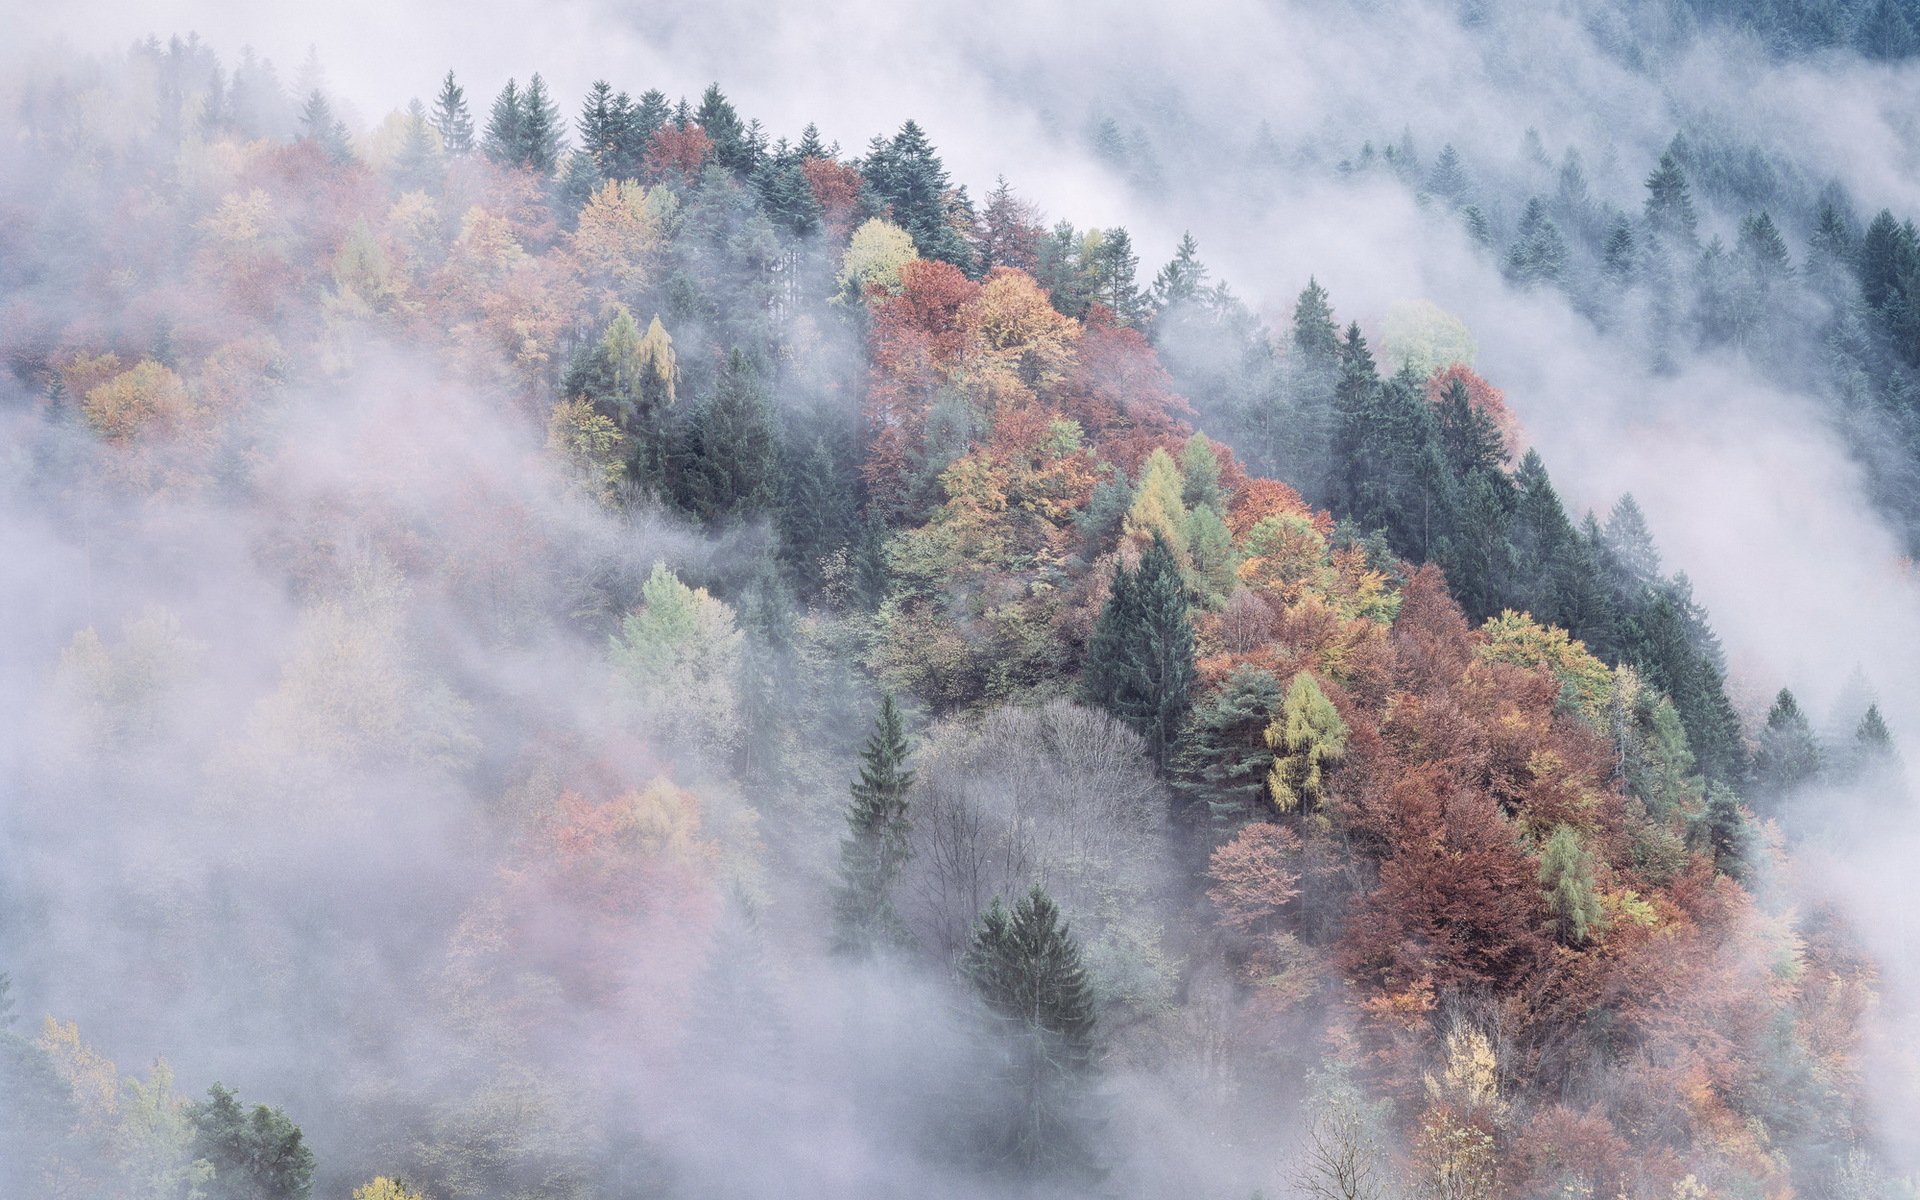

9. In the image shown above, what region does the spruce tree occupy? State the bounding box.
[673,349,780,524]
[520,73,563,174]
[395,98,439,191]
[188,1084,316,1200]
[696,83,753,174]
[1081,534,1196,770]
[482,78,525,167]
[1752,687,1822,809]
[1538,825,1604,946]
[430,70,474,155]
[831,695,915,956]
[1644,151,1699,245]
[962,886,1099,1174]
[1173,665,1284,826]
[1426,143,1469,207]
[863,119,974,270]
[297,90,352,163]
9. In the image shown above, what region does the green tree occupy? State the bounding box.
[1266,672,1349,815]
[188,1084,315,1200]
[672,349,780,524]
[429,70,473,155]
[1174,666,1284,826]
[481,78,525,167]
[520,73,563,174]
[394,99,439,191]
[832,695,916,956]
[297,90,352,164]
[1752,687,1822,809]
[1538,825,1604,946]
[1081,534,1196,770]
[962,887,1099,1174]
[696,83,753,174]
[1644,150,1699,246]
[862,120,974,270]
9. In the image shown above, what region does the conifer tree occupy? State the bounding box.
[395,99,439,191]
[1081,534,1196,770]
[188,1084,316,1200]
[482,78,525,167]
[962,886,1099,1174]
[298,90,352,163]
[1174,666,1284,825]
[696,83,752,174]
[430,70,474,155]
[1265,671,1349,814]
[1753,687,1822,808]
[1538,825,1604,946]
[520,73,563,174]
[831,695,915,956]
[673,349,780,524]
[1644,151,1699,245]
[1151,232,1209,313]
[1426,143,1470,207]
[863,119,974,270]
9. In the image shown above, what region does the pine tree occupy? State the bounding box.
[395,98,439,191]
[1538,825,1604,946]
[831,695,915,956]
[863,119,974,270]
[429,70,473,155]
[1644,151,1699,246]
[1752,687,1822,809]
[1081,534,1196,770]
[1173,665,1284,825]
[696,83,752,174]
[188,1084,316,1200]
[520,73,563,174]
[1090,227,1145,326]
[673,349,780,523]
[578,80,622,172]
[1426,143,1470,207]
[1151,232,1209,314]
[1856,0,1919,60]
[1506,198,1568,287]
[962,886,1099,1174]
[482,78,525,167]
[1265,671,1348,815]
[298,90,352,163]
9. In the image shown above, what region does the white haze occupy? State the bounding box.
[10,0,1920,1187]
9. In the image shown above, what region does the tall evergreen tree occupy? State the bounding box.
[673,349,780,523]
[962,887,1099,1175]
[862,119,974,270]
[831,695,915,956]
[1644,151,1700,246]
[520,73,564,174]
[1081,534,1197,770]
[188,1084,316,1200]
[482,78,525,167]
[297,90,352,163]
[429,70,474,155]
[696,83,753,174]
[1173,665,1284,826]
[1752,687,1822,810]
[394,98,440,191]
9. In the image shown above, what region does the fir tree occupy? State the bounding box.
[1644,151,1699,245]
[188,1084,316,1200]
[482,78,525,167]
[1173,665,1284,826]
[962,886,1099,1175]
[863,119,974,270]
[1538,825,1604,946]
[673,349,780,524]
[430,70,473,155]
[297,90,352,163]
[831,695,915,956]
[395,98,439,191]
[1426,143,1470,207]
[697,83,753,174]
[1081,534,1196,770]
[1752,687,1822,809]
[1151,232,1209,313]
[520,73,563,174]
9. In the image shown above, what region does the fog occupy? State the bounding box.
[7,0,1920,1195]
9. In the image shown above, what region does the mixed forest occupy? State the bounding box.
[2,22,1918,1200]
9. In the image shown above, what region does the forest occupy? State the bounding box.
[3,5,1920,1199]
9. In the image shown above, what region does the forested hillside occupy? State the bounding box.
[0,25,1915,1200]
